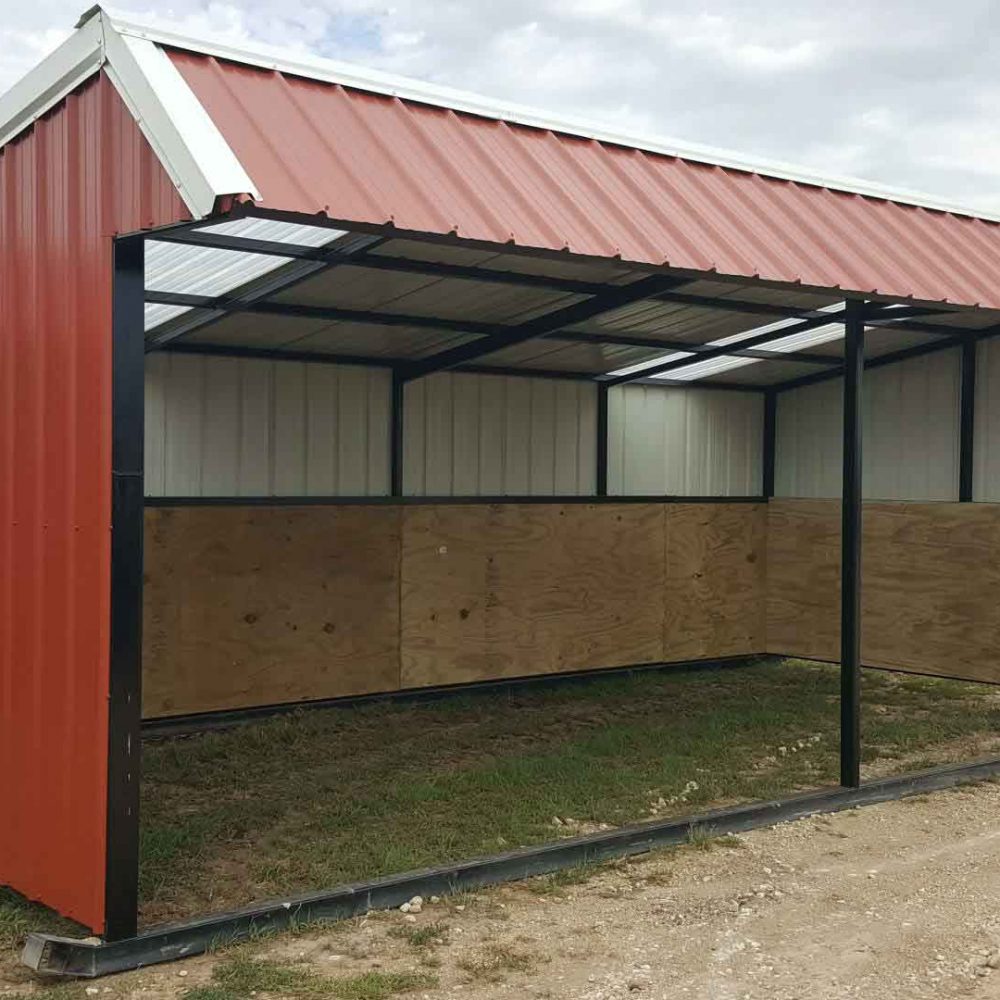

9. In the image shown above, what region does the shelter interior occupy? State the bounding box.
[139,212,1000,722]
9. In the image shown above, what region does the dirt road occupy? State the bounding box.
[9,779,1000,998]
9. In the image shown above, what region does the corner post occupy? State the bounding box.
[105,235,146,941]
[840,299,865,788]
[959,339,976,502]
[596,382,609,496]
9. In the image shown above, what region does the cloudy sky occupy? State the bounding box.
[4,1,1000,212]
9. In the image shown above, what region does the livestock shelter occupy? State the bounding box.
[6,4,1000,974]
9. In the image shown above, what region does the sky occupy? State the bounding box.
[4,1,1000,212]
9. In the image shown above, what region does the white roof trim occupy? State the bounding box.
[92,6,1000,224]
[0,16,104,149]
[0,6,260,219]
[100,18,261,217]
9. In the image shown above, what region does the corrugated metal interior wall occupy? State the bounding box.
[974,340,1000,501]
[607,385,763,496]
[775,350,962,500]
[402,372,596,495]
[145,361,766,497]
[145,353,391,496]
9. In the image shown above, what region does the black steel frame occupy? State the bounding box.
[29,755,1000,978]
[86,213,1000,970]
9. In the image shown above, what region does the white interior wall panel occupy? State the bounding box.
[607,386,763,496]
[403,372,597,495]
[975,340,1000,501]
[775,349,961,500]
[145,353,391,496]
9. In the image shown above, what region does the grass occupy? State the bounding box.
[525,864,599,896]
[181,954,435,1000]
[387,919,450,948]
[134,657,1000,925]
[457,943,539,983]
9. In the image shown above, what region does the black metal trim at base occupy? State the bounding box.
[142,655,759,738]
[143,494,766,508]
[25,755,1000,979]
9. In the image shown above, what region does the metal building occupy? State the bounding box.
[4,5,1000,971]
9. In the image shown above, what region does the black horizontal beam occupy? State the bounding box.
[25,755,1000,978]
[143,495,766,509]
[399,274,690,380]
[771,324,1000,393]
[601,311,843,386]
[157,343,767,391]
[555,331,842,367]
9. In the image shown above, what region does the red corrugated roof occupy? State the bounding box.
[168,48,1000,310]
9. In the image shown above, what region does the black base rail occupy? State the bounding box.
[24,755,1000,979]
[142,655,759,738]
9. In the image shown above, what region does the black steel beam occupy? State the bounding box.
[398,274,689,381]
[555,331,843,366]
[390,371,405,497]
[770,333,973,394]
[143,494,767,509]
[106,236,146,942]
[840,299,864,789]
[145,656,757,738]
[26,755,1000,978]
[762,390,776,498]
[157,344,767,390]
[596,383,609,496]
[960,339,977,502]
[602,312,842,387]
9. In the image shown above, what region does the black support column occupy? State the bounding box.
[596,383,609,496]
[840,299,865,789]
[390,370,405,497]
[105,236,146,941]
[960,339,976,502]
[762,390,776,498]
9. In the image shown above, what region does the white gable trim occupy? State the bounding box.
[0,6,259,219]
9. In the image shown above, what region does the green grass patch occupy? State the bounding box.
[135,658,1000,924]
[387,919,450,948]
[182,954,434,1000]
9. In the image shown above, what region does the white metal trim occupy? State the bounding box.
[100,17,260,217]
[94,6,1000,224]
[0,16,104,149]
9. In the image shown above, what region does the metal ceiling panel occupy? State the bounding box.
[167,47,1000,310]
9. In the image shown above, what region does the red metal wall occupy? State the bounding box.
[0,72,187,932]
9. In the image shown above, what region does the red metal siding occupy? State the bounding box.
[0,72,187,932]
[169,48,1000,311]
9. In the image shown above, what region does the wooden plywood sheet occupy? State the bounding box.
[766,499,1000,683]
[143,506,401,717]
[664,504,767,660]
[400,504,667,688]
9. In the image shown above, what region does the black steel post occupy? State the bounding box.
[390,370,405,497]
[596,383,609,496]
[840,299,865,789]
[960,339,977,502]
[105,236,146,941]
[763,390,776,499]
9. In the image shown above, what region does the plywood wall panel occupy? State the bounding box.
[143,506,401,716]
[665,504,767,660]
[144,501,768,717]
[766,499,1000,683]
